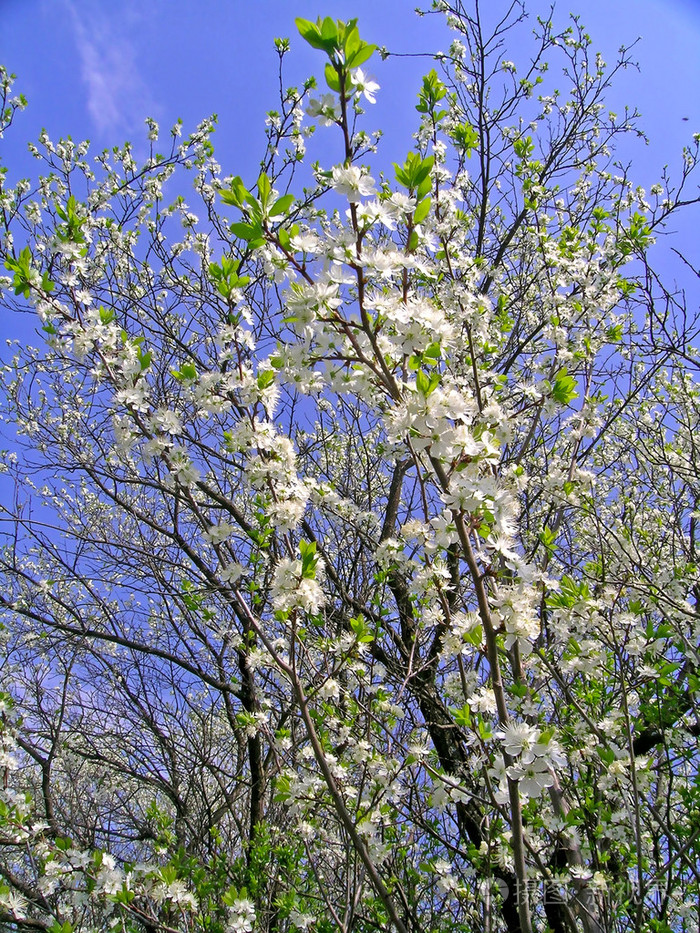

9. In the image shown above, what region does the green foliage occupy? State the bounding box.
[451,122,479,156]
[209,255,250,299]
[298,538,320,578]
[4,246,53,297]
[539,525,557,553]
[416,369,441,397]
[550,368,579,405]
[620,211,652,256]
[350,614,374,643]
[416,69,448,120]
[295,16,377,70]
[55,195,86,244]
[394,152,434,196]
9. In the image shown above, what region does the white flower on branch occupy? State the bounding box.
[331,164,376,203]
[271,558,325,615]
[351,68,380,104]
[227,898,256,933]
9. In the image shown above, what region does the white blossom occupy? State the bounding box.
[331,165,376,202]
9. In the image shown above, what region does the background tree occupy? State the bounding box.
[1,2,699,932]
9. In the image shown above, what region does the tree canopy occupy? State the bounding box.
[1,3,699,932]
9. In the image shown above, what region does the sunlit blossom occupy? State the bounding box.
[227,899,256,933]
[351,67,380,103]
[331,164,376,202]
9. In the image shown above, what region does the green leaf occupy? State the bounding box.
[257,370,275,390]
[416,369,440,398]
[413,196,431,225]
[268,193,294,218]
[464,624,483,646]
[172,361,197,382]
[513,135,534,159]
[49,922,73,933]
[324,62,341,93]
[393,165,410,188]
[299,538,318,578]
[416,175,433,200]
[273,774,292,803]
[394,153,434,194]
[294,18,328,52]
[257,172,271,206]
[551,369,579,405]
[219,190,241,207]
[220,176,253,208]
[350,615,374,643]
[321,16,338,42]
[5,246,38,298]
[344,24,361,61]
[452,122,479,155]
[346,43,376,69]
[417,70,447,114]
[539,525,557,552]
[413,155,434,186]
[230,221,262,242]
[477,717,493,741]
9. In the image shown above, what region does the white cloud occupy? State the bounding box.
[63,0,158,138]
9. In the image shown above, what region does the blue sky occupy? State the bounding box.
[0,0,699,331]
[2,0,699,187]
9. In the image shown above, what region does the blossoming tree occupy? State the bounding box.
[1,2,699,932]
